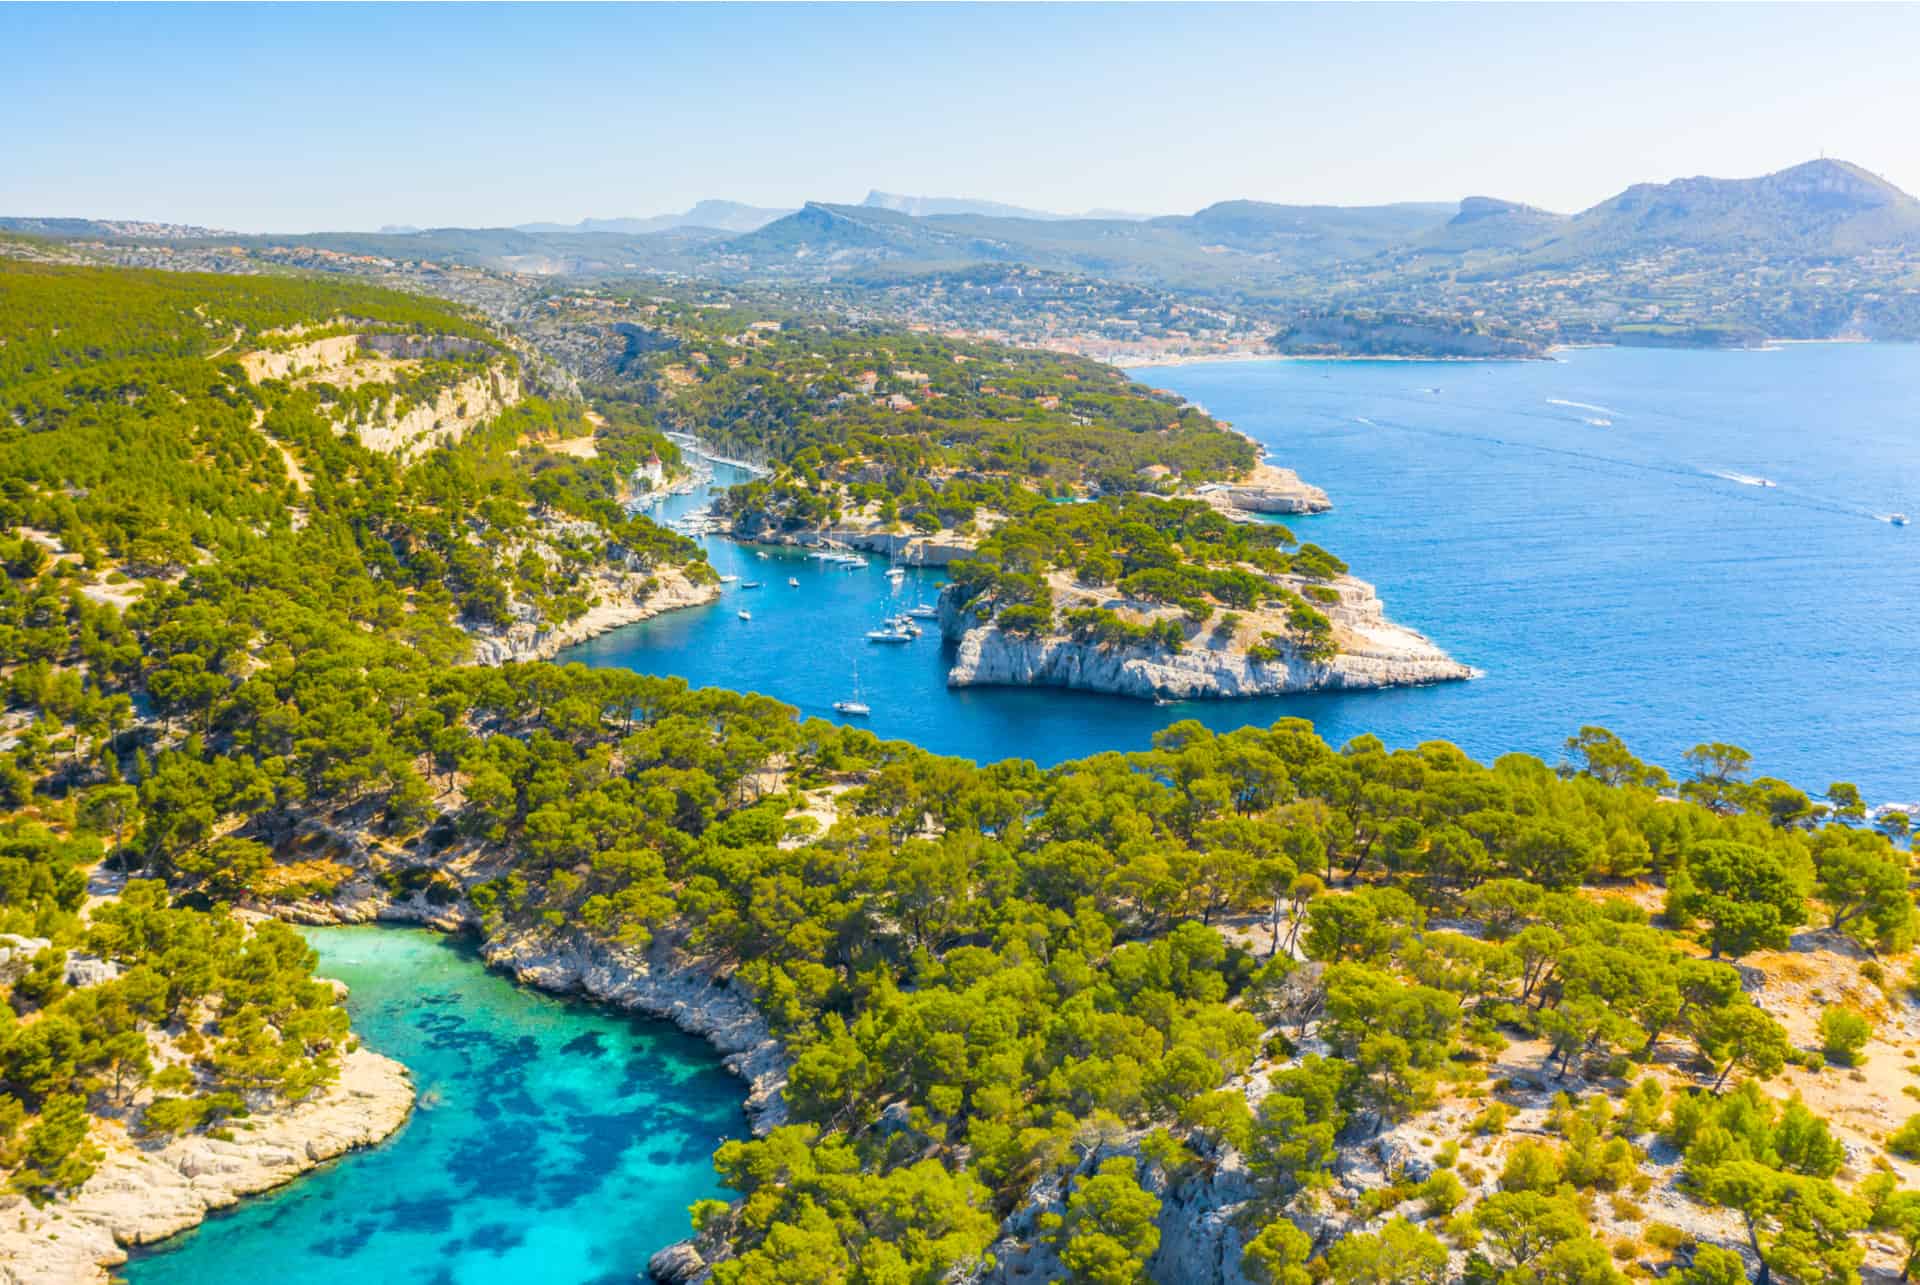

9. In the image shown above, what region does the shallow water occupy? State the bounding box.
[570,343,1920,800]
[125,925,742,1285]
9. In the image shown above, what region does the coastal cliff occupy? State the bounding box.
[940,574,1471,700]
[728,514,980,566]
[1206,462,1332,517]
[464,564,720,664]
[0,1048,413,1285]
[288,875,790,1136]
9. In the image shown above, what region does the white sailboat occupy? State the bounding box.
[832,663,871,716]
[788,576,801,587]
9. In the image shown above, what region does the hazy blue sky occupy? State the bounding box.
[8,2,1919,231]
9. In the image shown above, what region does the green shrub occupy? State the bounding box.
[1820,1008,1872,1066]
[1888,1113,1920,1159]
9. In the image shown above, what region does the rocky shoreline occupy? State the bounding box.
[0,1048,414,1285]
[729,517,979,567]
[940,574,1473,701]
[291,884,791,1135]
[465,565,721,664]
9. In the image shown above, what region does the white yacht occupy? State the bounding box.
[832,664,871,716]
[906,604,939,620]
[866,626,913,643]
[718,574,739,583]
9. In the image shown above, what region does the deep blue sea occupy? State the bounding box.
[125,926,742,1285]
[570,344,1920,801]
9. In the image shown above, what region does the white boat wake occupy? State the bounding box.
[1548,398,1622,417]
[1710,470,1777,488]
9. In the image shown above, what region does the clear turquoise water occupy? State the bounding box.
[125,925,743,1285]
[569,344,1920,800]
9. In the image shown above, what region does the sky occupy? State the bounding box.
[7,2,1920,233]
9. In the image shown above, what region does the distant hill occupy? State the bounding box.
[1415,197,1567,253]
[860,191,1159,221]
[863,190,1066,220]
[1530,158,1920,261]
[1151,199,1457,259]
[0,216,235,240]
[516,200,791,237]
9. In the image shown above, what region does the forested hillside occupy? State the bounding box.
[2,260,1916,1285]
[0,261,706,1221]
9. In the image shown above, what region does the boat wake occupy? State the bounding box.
[1548,398,1622,417]
[1710,470,1777,488]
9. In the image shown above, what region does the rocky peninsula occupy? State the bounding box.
[941,571,1472,700]
[0,1049,413,1285]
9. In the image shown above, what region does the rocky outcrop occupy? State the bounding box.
[941,576,1473,700]
[350,367,522,460]
[464,565,721,664]
[731,518,978,567]
[238,333,523,461]
[291,878,788,1136]
[481,929,788,1133]
[0,1048,413,1285]
[1213,463,1331,516]
[974,1141,1262,1285]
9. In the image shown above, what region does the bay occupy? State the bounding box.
[124,925,743,1285]
[570,343,1920,801]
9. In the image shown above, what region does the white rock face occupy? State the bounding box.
[1219,464,1332,516]
[464,566,721,665]
[942,576,1473,701]
[0,1048,413,1285]
[972,1142,1261,1285]
[480,929,788,1132]
[350,368,522,460]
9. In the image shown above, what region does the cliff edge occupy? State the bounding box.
[941,573,1472,700]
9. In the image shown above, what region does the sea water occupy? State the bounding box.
[570,343,1920,800]
[125,925,743,1285]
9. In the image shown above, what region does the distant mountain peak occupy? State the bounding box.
[862,191,1067,221]
[1451,196,1558,223]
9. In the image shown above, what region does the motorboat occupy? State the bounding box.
[737,610,752,621]
[718,574,739,583]
[740,581,762,589]
[866,627,913,643]
[1891,513,1910,526]
[906,605,939,620]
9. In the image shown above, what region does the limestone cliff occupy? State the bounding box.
[238,332,523,461]
[463,563,721,665]
[0,1048,413,1285]
[1210,463,1332,517]
[941,575,1472,700]
[729,515,979,567]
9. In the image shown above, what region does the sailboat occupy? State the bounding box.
[788,576,801,587]
[832,663,871,716]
